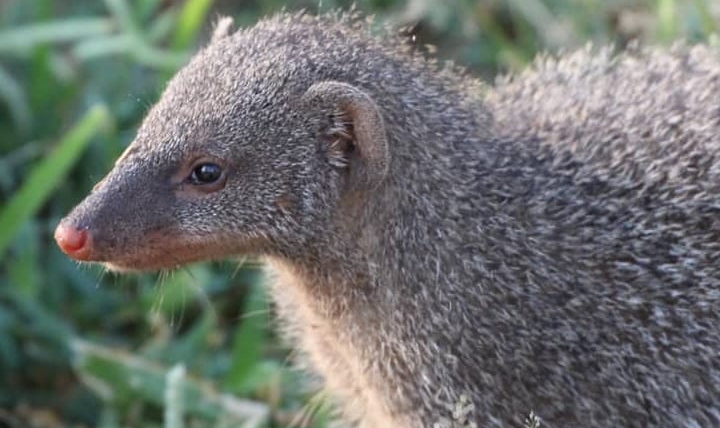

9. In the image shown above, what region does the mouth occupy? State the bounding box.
[55,221,192,271]
[95,233,266,273]
[98,243,234,272]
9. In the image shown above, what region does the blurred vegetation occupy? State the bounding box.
[0,0,716,427]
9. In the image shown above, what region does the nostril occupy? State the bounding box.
[54,223,93,261]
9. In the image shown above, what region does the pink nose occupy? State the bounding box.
[54,222,93,261]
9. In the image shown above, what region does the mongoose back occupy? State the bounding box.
[55,12,720,427]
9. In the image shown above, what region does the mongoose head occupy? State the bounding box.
[54,14,390,271]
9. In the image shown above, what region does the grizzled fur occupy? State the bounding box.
[58,12,720,427]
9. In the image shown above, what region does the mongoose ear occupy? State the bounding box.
[302,81,390,191]
[211,16,234,43]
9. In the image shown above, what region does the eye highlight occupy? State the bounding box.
[189,162,223,185]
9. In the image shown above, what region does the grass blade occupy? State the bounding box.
[172,0,215,50]
[165,364,186,428]
[103,0,142,38]
[0,64,31,134]
[0,18,114,54]
[72,339,270,425]
[657,0,677,42]
[224,271,269,393]
[0,104,112,256]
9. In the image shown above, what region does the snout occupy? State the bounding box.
[53,158,183,269]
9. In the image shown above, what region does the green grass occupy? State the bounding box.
[0,0,716,427]
[0,105,111,256]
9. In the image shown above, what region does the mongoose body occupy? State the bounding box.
[55,12,720,427]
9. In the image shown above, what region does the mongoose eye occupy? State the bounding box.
[189,163,223,184]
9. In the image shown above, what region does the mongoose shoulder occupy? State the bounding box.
[55,12,720,427]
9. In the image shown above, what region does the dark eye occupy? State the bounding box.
[189,163,223,184]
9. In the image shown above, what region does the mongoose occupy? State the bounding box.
[55,12,720,428]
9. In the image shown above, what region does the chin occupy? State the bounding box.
[100,256,187,273]
[102,261,166,273]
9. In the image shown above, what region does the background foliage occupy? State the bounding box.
[0,0,716,427]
